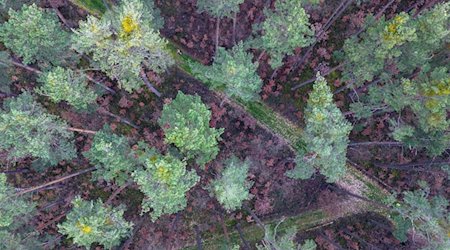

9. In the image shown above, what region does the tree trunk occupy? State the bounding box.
[291,63,344,91]
[233,12,237,45]
[348,141,404,147]
[140,69,162,97]
[235,223,251,250]
[215,17,221,55]
[98,108,140,129]
[14,167,96,196]
[194,225,203,250]
[66,127,97,134]
[290,0,354,75]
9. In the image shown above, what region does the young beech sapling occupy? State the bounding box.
[386,182,449,249]
[191,42,263,101]
[287,74,352,183]
[72,0,174,93]
[158,91,224,166]
[37,67,98,111]
[252,0,314,69]
[0,4,72,66]
[0,93,76,167]
[208,156,254,211]
[58,196,133,249]
[132,143,199,221]
[83,125,137,186]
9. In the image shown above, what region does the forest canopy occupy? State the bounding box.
[0,0,448,249]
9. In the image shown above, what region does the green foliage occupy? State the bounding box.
[72,0,174,92]
[287,74,352,183]
[256,220,317,250]
[132,142,199,221]
[83,125,137,186]
[396,3,449,74]
[37,67,98,111]
[252,0,314,68]
[387,182,449,249]
[0,174,34,228]
[196,0,243,18]
[0,229,43,250]
[0,4,72,66]
[351,67,450,156]
[208,156,253,211]
[159,91,224,166]
[0,173,42,250]
[0,51,12,94]
[0,93,76,167]
[342,3,449,86]
[342,13,415,85]
[191,42,262,101]
[58,196,133,249]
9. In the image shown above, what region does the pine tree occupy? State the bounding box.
[196,0,244,52]
[132,142,199,221]
[252,0,314,69]
[347,3,449,156]
[83,125,137,186]
[0,4,73,66]
[287,73,352,183]
[386,182,449,249]
[208,156,254,211]
[191,42,262,101]
[0,174,34,228]
[342,2,449,86]
[37,67,98,111]
[196,0,243,19]
[72,0,174,93]
[341,13,416,85]
[256,220,317,250]
[0,93,76,167]
[0,173,42,249]
[351,67,450,156]
[58,196,133,249]
[158,91,224,166]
